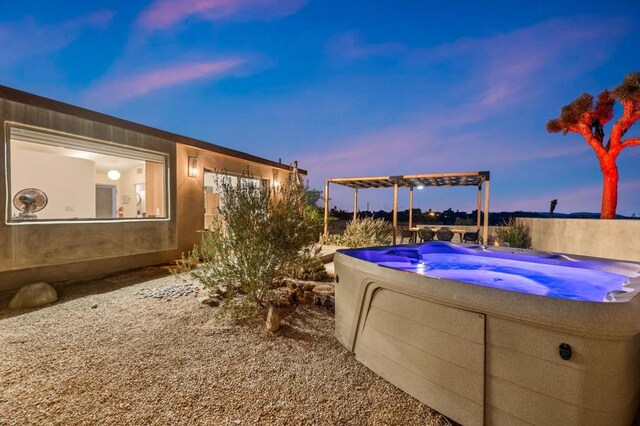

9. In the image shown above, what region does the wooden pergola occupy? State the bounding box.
[323,171,491,245]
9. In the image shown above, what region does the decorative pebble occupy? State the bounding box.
[134,284,199,300]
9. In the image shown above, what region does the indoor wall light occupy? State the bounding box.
[188,157,198,177]
[107,170,121,181]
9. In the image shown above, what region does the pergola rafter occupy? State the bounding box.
[323,171,491,245]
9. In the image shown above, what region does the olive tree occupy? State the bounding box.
[187,171,321,316]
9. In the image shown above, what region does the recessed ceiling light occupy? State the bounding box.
[108,170,121,180]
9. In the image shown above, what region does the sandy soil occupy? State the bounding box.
[0,268,447,425]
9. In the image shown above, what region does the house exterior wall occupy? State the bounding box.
[0,98,179,293]
[516,218,640,262]
[0,88,301,294]
[175,143,292,253]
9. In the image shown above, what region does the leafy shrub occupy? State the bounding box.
[182,170,322,318]
[336,217,392,248]
[495,218,531,249]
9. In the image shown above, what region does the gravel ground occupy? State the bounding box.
[0,267,447,425]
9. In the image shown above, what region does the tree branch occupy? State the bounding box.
[571,123,607,158]
[610,100,638,151]
[622,137,640,148]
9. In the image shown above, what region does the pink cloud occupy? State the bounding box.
[84,58,248,105]
[329,16,630,109]
[137,0,305,31]
[0,11,114,66]
[423,16,630,105]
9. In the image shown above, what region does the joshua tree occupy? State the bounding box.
[546,73,640,219]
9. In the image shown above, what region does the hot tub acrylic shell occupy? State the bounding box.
[334,244,640,426]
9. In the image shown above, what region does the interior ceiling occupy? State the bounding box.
[11,139,143,174]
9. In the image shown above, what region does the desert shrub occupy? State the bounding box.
[336,217,392,248]
[182,170,322,318]
[281,246,328,281]
[495,218,531,249]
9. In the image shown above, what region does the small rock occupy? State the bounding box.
[201,297,221,307]
[302,284,315,292]
[91,304,98,309]
[8,282,57,309]
[287,282,297,290]
[298,291,314,305]
[324,295,335,312]
[266,306,280,332]
[276,295,292,307]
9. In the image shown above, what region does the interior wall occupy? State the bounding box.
[120,164,145,217]
[10,149,96,219]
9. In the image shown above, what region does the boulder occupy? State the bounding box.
[8,282,57,309]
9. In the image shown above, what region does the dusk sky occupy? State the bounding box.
[2,0,639,215]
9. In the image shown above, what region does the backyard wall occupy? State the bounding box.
[516,218,640,262]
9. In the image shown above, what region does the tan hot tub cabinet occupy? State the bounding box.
[334,250,640,426]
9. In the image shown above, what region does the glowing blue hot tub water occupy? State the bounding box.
[341,242,640,302]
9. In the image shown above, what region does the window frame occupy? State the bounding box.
[5,122,171,225]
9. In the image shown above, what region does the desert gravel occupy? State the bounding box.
[0,267,447,425]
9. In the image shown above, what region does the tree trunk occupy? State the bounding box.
[600,158,619,219]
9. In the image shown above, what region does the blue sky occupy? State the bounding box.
[2,0,639,214]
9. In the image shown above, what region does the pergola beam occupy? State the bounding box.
[392,181,398,245]
[323,179,330,243]
[323,171,491,245]
[353,188,358,222]
[483,178,490,244]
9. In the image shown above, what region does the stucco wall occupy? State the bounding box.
[0,92,301,294]
[516,217,640,262]
[175,143,292,254]
[0,98,179,292]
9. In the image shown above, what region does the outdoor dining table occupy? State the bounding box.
[408,227,467,243]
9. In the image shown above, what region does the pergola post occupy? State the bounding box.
[353,188,358,222]
[476,185,482,229]
[392,181,399,245]
[323,180,330,244]
[409,186,414,229]
[483,179,490,245]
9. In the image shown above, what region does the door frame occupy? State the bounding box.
[95,184,117,218]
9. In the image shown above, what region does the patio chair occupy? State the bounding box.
[418,227,435,242]
[399,227,413,244]
[463,229,480,244]
[436,227,454,242]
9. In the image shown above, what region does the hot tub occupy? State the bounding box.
[334,242,640,426]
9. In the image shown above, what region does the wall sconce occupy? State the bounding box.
[188,157,198,177]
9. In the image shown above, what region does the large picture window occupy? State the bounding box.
[7,125,168,222]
